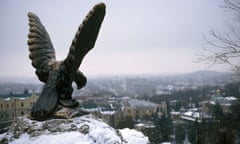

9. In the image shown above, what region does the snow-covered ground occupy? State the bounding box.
[119,128,149,144]
[0,115,149,144]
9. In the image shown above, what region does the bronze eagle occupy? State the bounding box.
[27,3,106,120]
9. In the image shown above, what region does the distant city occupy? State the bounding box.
[0,71,231,96]
[1,70,239,143]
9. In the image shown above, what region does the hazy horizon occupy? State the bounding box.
[0,70,231,84]
[0,0,233,78]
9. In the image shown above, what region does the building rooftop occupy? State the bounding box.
[209,96,238,106]
[128,99,157,107]
[0,93,37,101]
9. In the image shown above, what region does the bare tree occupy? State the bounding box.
[199,0,240,80]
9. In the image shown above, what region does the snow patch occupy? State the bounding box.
[119,128,149,144]
[1,115,149,144]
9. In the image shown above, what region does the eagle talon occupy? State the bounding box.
[58,99,79,108]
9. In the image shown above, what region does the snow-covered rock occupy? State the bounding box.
[119,128,149,144]
[0,115,149,144]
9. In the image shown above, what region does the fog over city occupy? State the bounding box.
[0,0,232,79]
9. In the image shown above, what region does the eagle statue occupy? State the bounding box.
[27,3,106,120]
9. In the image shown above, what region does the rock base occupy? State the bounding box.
[0,115,149,144]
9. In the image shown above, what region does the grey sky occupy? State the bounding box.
[0,0,232,78]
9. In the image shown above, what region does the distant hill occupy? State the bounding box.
[0,71,231,84]
[146,70,231,83]
[0,77,40,84]
[180,70,231,81]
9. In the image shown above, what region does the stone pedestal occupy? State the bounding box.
[0,115,149,144]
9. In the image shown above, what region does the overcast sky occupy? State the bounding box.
[0,0,233,78]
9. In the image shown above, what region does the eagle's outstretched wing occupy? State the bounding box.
[28,12,56,82]
[64,3,106,72]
